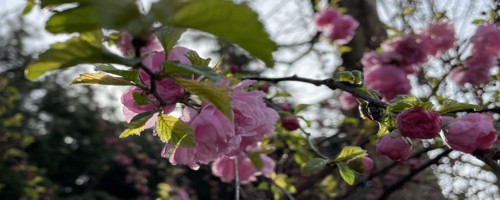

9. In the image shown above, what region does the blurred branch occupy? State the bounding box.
[376,149,452,200]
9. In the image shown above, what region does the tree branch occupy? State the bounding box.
[244,75,388,108]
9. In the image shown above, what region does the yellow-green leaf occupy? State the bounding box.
[334,146,367,162]
[119,112,155,138]
[25,31,135,81]
[337,163,355,185]
[156,114,195,147]
[70,73,133,85]
[174,78,232,119]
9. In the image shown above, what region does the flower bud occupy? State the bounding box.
[376,134,412,161]
[347,157,374,173]
[282,116,300,131]
[396,108,442,139]
[443,113,498,153]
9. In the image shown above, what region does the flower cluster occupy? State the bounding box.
[314,8,359,44]
[376,107,498,161]
[119,35,278,183]
[362,21,456,101]
[451,24,500,86]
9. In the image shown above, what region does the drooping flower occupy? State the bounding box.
[364,66,411,101]
[396,108,442,139]
[211,153,275,184]
[443,113,498,153]
[376,134,412,161]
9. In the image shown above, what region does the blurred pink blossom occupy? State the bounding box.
[315,8,359,44]
[417,21,457,56]
[376,134,412,161]
[211,153,275,184]
[443,113,498,153]
[339,92,358,110]
[364,66,411,101]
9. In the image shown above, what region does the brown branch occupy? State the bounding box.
[244,75,388,109]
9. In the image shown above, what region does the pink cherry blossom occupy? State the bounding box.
[471,24,500,58]
[230,80,279,154]
[211,153,275,184]
[450,55,496,86]
[117,32,161,56]
[361,51,402,70]
[396,108,442,139]
[443,113,498,153]
[417,21,457,56]
[314,8,359,44]
[364,66,411,101]
[121,47,191,121]
[376,134,412,161]
[314,8,340,28]
[381,36,428,74]
[165,105,240,170]
[339,91,358,110]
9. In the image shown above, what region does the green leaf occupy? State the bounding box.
[334,146,367,162]
[156,26,186,57]
[23,0,35,15]
[163,62,221,81]
[438,99,482,114]
[119,111,155,138]
[95,65,140,82]
[156,114,195,147]
[152,0,277,67]
[302,158,330,175]
[44,0,149,34]
[472,18,486,24]
[70,73,133,85]
[185,51,211,67]
[25,31,136,81]
[337,163,355,185]
[387,102,413,113]
[338,71,355,84]
[174,78,233,119]
[132,92,150,106]
[247,152,264,170]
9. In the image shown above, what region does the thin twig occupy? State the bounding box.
[300,127,329,159]
[234,158,240,200]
